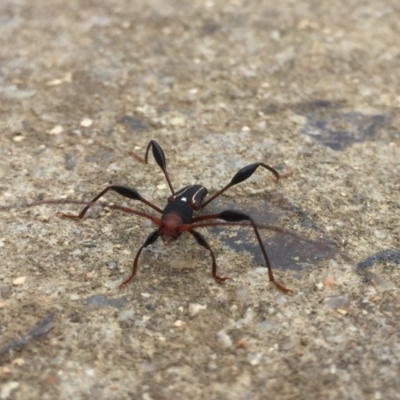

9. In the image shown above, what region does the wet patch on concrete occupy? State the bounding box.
[263,100,389,151]
[0,312,56,361]
[303,113,386,151]
[357,249,400,270]
[119,115,149,132]
[295,101,388,151]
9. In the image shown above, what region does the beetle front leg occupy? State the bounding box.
[120,230,160,287]
[189,229,228,282]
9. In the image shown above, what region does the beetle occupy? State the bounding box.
[58,140,292,293]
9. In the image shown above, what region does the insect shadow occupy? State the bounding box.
[208,192,336,273]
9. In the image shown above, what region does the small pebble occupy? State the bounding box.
[254,120,266,132]
[0,367,11,376]
[13,276,27,286]
[248,352,262,366]
[13,135,24,142]
[169,116,185,126]
[323,294,349,309]
[188,303,206,317]
[48,125,63,135]
[80,118,93,127]
[47,78,64,86]
[217,330,232,348]
[0,381,19,399]
[46,73,72,86]
[374,230,386,239]
[107,260,117,270]
[324,277,337,288]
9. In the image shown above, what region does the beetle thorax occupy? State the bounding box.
[159,213,184,242]
[160,201,194,242]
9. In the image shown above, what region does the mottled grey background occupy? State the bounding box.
[0,1,399,399]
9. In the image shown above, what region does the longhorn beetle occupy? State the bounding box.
[58,140,292,294]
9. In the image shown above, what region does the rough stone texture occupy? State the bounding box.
[0,1,399,399]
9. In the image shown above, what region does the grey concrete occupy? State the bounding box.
[0,1,399,399]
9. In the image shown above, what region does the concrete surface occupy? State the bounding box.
[0,0,399,399]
